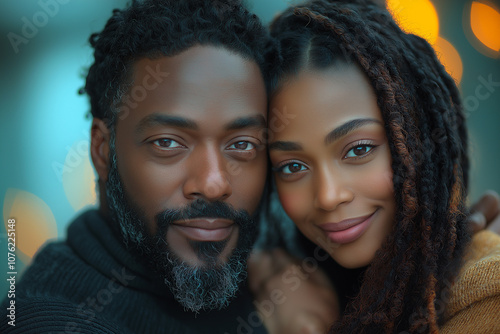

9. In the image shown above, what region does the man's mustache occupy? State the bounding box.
[155,199,251,231]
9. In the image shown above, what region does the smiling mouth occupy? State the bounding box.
[319,211,377,244]
[171,218,235,242]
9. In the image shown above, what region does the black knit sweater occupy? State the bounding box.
[0,210,267,334]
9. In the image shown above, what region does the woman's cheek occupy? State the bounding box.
[362,171,394,197]
[278,187,309,223]
[367,162,394,199]
[373,147,395,196]
[357,151,394,199]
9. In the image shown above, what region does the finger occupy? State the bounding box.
[470,191,500,222]
[247,251,274,292]
[248,248,299,293]
[467,212,486,234]
[270,248,298,269]
[308,266,335,289]
[292,312,329,334]
[486,213,500,234]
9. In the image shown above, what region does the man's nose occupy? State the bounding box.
[182,144,232,201]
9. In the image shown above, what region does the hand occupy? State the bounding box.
[467,190,500,234]
[248,248,339,334]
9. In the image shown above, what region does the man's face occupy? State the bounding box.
[101,46,268,311]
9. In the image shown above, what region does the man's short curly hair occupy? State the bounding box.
[83,0,274,123]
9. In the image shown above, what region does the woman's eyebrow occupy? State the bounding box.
[269,141,303,152]
[324,118,382,145]
[268,118,382,152]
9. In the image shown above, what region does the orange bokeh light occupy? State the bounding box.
[433,37,463,85]
[62,140,97,212]
[470,1,500,52]
[387,0,439,45]
[3,189,58,259]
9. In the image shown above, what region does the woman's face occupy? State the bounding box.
[269,65,397,268]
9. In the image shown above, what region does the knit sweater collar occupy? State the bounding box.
[66,209,172,298]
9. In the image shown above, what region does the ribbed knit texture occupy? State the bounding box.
[0,210,267,334]
[441,230,500,333]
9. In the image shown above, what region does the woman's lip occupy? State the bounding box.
[319,213,374,232]
[319,211,377,244]
[171,218,234,241]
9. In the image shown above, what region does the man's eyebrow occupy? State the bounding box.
[325,118,382,145]
[269,141,303,152]
[225,115,267,131]
[135,113,198,134]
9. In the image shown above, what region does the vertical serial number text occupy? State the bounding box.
[6,218,16,327]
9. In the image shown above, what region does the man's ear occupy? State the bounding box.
[91,118,111,182]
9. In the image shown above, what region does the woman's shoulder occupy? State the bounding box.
[441,230,500,333]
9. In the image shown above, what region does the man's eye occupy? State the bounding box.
[345,145,374,158]
[228,141,255,151]
[152,138,183,149]
[275,162,307,174]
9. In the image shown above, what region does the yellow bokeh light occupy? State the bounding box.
[470,1,500,52]
[387,0,439,45]
[433,36,463,85]
[3,188,58,259]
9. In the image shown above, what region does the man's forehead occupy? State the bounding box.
[131,45,261,85]
[113,46,267,132]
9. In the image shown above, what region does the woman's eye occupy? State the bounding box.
[228,141,255,151]
[152,138,183,149]
[276,162,307,174]
[345,145,374,158]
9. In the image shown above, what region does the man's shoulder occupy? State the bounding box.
[17,241,93,289]
[12,236,127,312]
[0,294,130,334]
[17,209,122,295]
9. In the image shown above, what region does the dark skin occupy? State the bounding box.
[269,67,396,269]
[250,66,500,334]
[248,192,500,334]
[87,45,500,334]
[90,45,268,267]
[88,45,340,333]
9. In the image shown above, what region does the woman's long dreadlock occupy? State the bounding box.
[269,0,470,332]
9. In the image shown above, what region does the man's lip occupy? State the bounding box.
[171,218,235,242]
[319,213,375,232]
[172,218,233,230]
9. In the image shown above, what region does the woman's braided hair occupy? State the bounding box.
[269,0,470,332]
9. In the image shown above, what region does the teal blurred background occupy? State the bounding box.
[1,0,499,297]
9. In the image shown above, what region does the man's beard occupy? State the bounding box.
[104,132,259,312]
